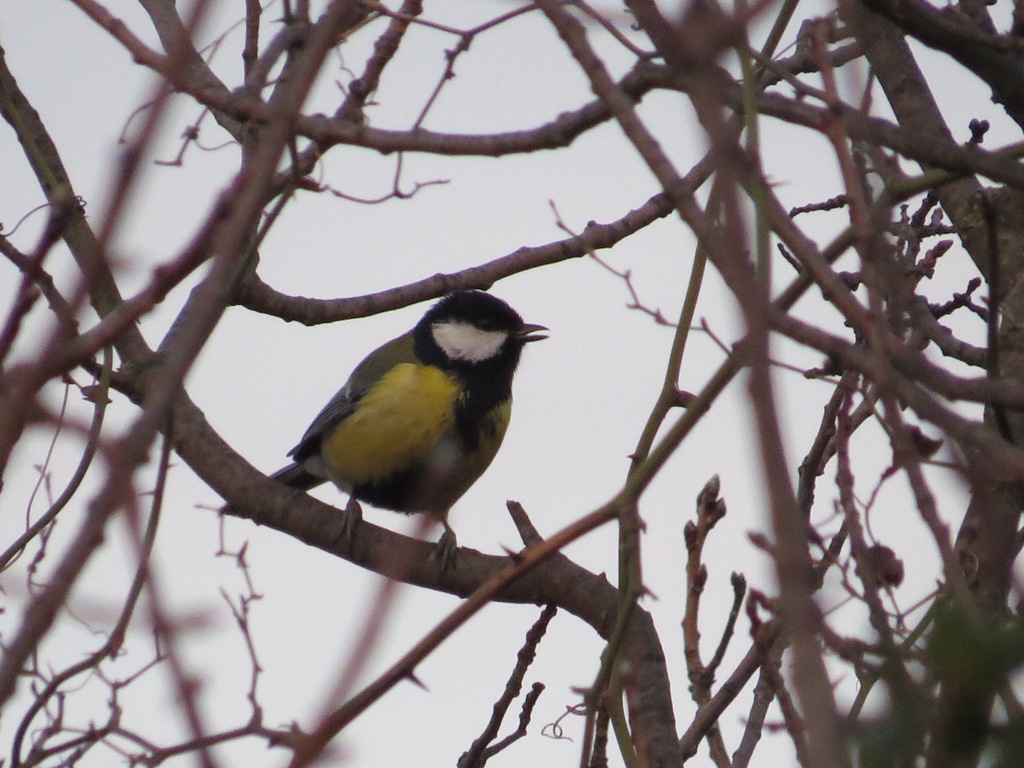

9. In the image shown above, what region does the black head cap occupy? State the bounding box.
[425,290,525,332]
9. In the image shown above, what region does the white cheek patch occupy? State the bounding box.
[432,321,508,362]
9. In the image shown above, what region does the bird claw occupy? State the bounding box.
[433,524,458,572]
[336,497,363,547]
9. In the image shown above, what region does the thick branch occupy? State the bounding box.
[234,192,672,324]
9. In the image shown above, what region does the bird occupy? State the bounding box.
[270,290,547,567]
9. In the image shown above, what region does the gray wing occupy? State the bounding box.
[286,383,360,462]
[269,383,362,491]
[284,330,418,464]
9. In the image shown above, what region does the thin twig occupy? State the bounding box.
[458,605,556,768]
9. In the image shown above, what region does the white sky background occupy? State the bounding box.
[0,1,1016,766]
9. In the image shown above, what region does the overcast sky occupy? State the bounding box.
[1,1,1014,766]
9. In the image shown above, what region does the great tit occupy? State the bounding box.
[271,290,546,565]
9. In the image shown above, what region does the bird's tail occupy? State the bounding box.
[270,463,323,491]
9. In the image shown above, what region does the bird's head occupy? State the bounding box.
[417,291,547,370]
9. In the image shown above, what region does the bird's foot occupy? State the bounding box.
[336,497,363,548]
[433,523,458,572]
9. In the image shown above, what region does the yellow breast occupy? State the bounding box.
[319,363,460,486]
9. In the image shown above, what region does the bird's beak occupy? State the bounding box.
[518,323,549,343]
